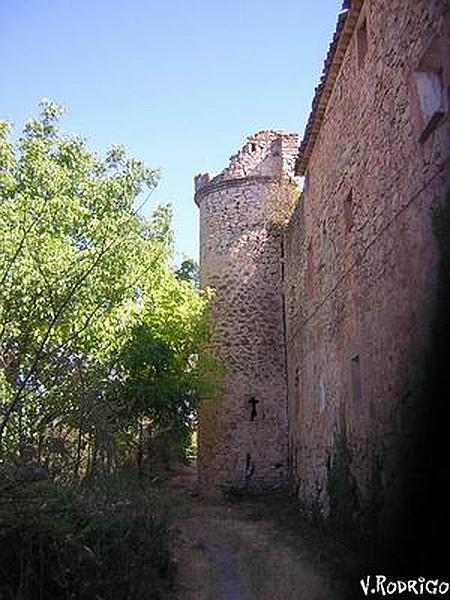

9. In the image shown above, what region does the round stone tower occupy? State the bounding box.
[194,130,299,493]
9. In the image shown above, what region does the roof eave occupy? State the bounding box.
[295,0,364,176]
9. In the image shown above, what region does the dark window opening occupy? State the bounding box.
[250,143,257,152]
[245,453,255,480]
[351,354,362,407]
[344,189,354,232]
[294,367,300,387]
[249,397,259,421]
[356,17,368,69]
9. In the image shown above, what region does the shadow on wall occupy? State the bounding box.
[399,187,450,574]
[321,187,450,574]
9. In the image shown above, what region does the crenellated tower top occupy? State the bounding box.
[194,130,298,204]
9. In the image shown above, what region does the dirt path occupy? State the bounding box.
[166,465,357,600]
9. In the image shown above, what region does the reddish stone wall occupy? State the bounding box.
[195,131,298,492]
[284,0,450,528]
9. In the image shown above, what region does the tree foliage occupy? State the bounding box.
[175,257,200,287]
[0,100,213,477]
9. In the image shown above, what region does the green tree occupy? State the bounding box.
[175,257,200,287]
[0,100,212,476]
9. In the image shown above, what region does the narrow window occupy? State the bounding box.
[294,367,301,417]
[250,142,257,152]
[319,380,326,413]
[245,453,254,480]
[306,239,314,290]
[351,355,362,406]
[303,171,310,194]
[246,453,251,470]
[356,17,368,69]
[249,397,259,421]
[413,36,447,143]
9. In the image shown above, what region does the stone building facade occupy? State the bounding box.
[285,0,450,528]
[195,0,450,529]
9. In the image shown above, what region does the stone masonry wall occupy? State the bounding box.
[284,0,450,530]
[195,131,298,492]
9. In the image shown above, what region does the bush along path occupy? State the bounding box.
[0,471,172,599]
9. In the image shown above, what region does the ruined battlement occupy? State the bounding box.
[216,130,298,181]
[194,131,298,206]
[193,172,213,193]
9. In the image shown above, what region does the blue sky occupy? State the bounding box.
[1,0,341,263]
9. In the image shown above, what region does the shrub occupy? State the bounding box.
[0,469,170,600]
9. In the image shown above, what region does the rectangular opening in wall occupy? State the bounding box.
[356,17,368,69]
[306,239,314,290]
[280,238,285,282]
[249,397,259,421]
[344,189,354,232]
[319,380,326,413]
[294,367,301,417]
[351,354,362,407]
[303,171,310,194]
[294,367,300,387]
[413,37,447,143]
